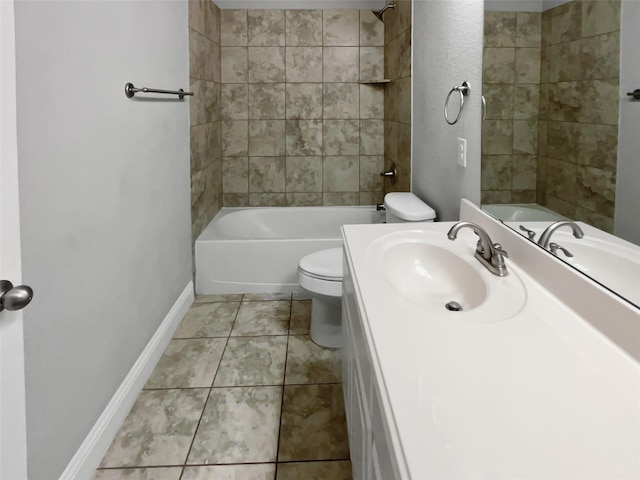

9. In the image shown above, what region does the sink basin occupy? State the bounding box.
[367,230,527,321]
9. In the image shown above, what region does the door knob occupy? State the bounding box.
[0,280,34,312]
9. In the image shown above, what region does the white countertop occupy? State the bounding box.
[343,221,640,480]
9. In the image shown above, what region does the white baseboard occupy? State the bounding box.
[59,282,194,480]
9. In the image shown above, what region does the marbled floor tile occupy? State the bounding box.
[93,468,181,480]
[285,335,341,385]
[145,338,227,389]
[100,389,208,468]
[276,461,352,480]
[232,301,291,336]
[243,293,292,301]
[194,294,243,303]
[278,384,349,461]
[289,300,311,335]
[173,302,240,338]
[182,464,276,480]
[187,386,282,464]
[214,336,287,386]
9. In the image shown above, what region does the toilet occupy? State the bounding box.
[298,193,436,348]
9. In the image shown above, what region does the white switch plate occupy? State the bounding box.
[457,137,467,167]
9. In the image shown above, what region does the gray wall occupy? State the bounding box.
[614,0,640,245]
[412,0,483,220]
[14,2,192,478]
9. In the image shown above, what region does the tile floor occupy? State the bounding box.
[94,293,352,480]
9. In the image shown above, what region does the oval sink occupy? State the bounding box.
[367,230,527,322]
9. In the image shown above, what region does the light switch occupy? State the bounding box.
[457,137,467,167]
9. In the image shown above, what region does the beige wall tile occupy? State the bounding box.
[513,119,538,155]
[581,32,620,80]
[323,10,359,46]
[286,10,322,46]
[286,156,323,192]
[579,79,619,125]
[581,0,621,38]
[221,10,247,46]
[360,85,384,119]
[482,120,513,155]
[359,191,384,205]
[323,47,359,82]
[323,120,359,155]
[222,157,249,193]
[577,123,618,170]
[286,193,323,206]
[481,155,512,191]
[548,41,581,82]
[484,11,516,47]
[360,10,384,47]
[248,84,286,119]
[221,84,248,120]
[190,29,206,80]
[359,156,384,191]
[221,47,248,83]
[323,156,359,192]
[248,120,286,156]
[515,48,540,84]
[189,0,205,36]
[204,0,220,44]
[481,190,512,204]
[549,1,581,44]
[512,155,537,190]
[322,192,360,206]
[360,120,384,155]
[575,206,613,233]
[285,120,323,156]
[516,12,541,47]
[285,84,323,120]
[576,165,616,218]
[249,157,285,192]
[286,47,322,83]
[248,10,285,46]
[483,48,515,83]
[360,47,384,81]
[514,84,539,119]
[248,47,285,83]
[222,120,248,156]
[223,193,249,207]
[483,84,515,120]
[249,193,286,206]
[323,84,359,119]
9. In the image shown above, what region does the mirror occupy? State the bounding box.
[480,0,640,308]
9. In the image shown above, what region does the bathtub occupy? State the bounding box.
[482,203,567,222]
[195,206,384,294]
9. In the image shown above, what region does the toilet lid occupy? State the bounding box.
[299,247,343,281]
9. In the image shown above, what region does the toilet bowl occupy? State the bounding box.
[298,193,437,348]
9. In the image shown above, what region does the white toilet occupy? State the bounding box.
[298,192,436,348]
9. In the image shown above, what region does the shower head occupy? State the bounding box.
[372,2,396,21]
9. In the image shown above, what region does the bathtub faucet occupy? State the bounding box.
[537,220,584,249]
[447,221,509,276]
[376,203,385,211]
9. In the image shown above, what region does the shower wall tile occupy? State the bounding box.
[323,48,359,82]
[221,84,248,120]
[360,47,384,81]
[189,0,205,36]
[360,10,384,46]
[249,120,286,156]
[220,7,385,206]
[482,121,513,155]
[286,10,323,46]
[483,48,516,83]
[581,0,620,37]
[323,84,359,119]
[484,11,516,47]
[248,10,285,46]
[512,155,537,190]
[513,119,538,155]
[514,84,539,119]
[221,47,248,83]
[577,123,618,170]
[248,84,286,119]
[323,120,359,156]
[286,84,323,120]
[248,47,285,83]
[549,1,581,44]
[323,10,359,46]
[548,41,581,82]
[359,191,384,206]
[515,48,540,83]
[286,47,323,83]
[483,84,514,120]
[204,0,220,44]
[481,155,512,191]
[516,12,541,47]
[221,10,247,46]
[286,156,323,193]
[581,31,619,80]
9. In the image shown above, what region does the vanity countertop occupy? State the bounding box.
[342,221,640,480]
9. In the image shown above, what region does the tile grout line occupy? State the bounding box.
[273,296,293,479]
[178,299,242,479]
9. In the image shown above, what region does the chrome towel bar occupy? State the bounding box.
[124,82,193,100]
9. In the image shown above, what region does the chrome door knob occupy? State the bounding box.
[0,280,34,312]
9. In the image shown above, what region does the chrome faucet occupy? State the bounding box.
[537,220,584,249]
[447,221,509,276]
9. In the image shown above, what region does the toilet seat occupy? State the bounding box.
[298,248,343,297]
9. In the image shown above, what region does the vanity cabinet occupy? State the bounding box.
[342,257,405,480]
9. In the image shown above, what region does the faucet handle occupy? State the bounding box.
[549,242,573,258]
[519,225,536,241]
[493,243,509,258]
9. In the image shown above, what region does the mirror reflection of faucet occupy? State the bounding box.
[538,220,584,249]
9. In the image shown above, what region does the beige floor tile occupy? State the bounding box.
[194,294,244,303]
[243,293,292,301]
[285,335,341,384]
[100,389,208,468]
[289,300,311,335]
[93,467,182,480]
[187,386,282,464]
[278,384,349,461]
[182,464,276,479]
[214,336,287,386]
[174,302,240,338]
[292,291,312,300]
[145,338,227,389]
[231,301,291,336]
[276,461,352,480]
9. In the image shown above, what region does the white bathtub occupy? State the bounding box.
[195,206,384,294]
[482,203,567,222]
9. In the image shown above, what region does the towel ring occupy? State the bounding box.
[444,81,471,125]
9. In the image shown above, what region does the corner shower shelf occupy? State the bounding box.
[359,79,391,84]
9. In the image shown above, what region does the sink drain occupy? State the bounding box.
[445,301,463,312]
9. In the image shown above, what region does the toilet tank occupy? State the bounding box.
[384,192,436,223]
